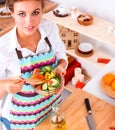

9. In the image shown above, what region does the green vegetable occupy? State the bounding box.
[41,65,53,73]
[50,77,60,88]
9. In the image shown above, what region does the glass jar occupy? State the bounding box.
[50,105,66,130]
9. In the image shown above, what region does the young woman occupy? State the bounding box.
[0,0,68,129]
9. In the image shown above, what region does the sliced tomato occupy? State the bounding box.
[36,85,42,90]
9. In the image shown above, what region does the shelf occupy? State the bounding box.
[66,49,112,68]
[43,11,115,47]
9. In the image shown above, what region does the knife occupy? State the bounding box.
[84,98,96,130]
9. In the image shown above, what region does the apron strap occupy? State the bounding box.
[44,37,52,50]
[15,48,23,59]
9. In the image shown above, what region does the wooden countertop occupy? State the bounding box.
[35,88,115,130]
[0,0,57,36]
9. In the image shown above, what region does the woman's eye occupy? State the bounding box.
[18,12,25,17]
[33,11,40,15]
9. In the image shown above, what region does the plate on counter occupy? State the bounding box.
[0,7,11,18]
[100,71,115,98]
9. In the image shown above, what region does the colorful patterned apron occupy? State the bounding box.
[10,37,62,130]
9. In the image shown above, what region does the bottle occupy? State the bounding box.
[50,105,66,130]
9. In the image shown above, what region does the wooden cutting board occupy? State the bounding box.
[35,88,115,130]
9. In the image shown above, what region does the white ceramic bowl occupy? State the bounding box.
[78,43,93,54]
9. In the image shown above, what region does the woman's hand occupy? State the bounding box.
[55,66,66,76]
[55,59,67,76]
[1,77,25,94]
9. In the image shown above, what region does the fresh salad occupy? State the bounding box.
[31,65,61,92]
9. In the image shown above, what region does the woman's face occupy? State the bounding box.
[11,1,42,36]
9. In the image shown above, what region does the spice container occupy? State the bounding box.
[50,105,66,130]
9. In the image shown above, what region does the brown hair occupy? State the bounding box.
[5,0,45,12]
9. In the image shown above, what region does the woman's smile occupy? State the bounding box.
[25,26,34,32]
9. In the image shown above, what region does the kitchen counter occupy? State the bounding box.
[0,0,57,36]
[35,88,115,130]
